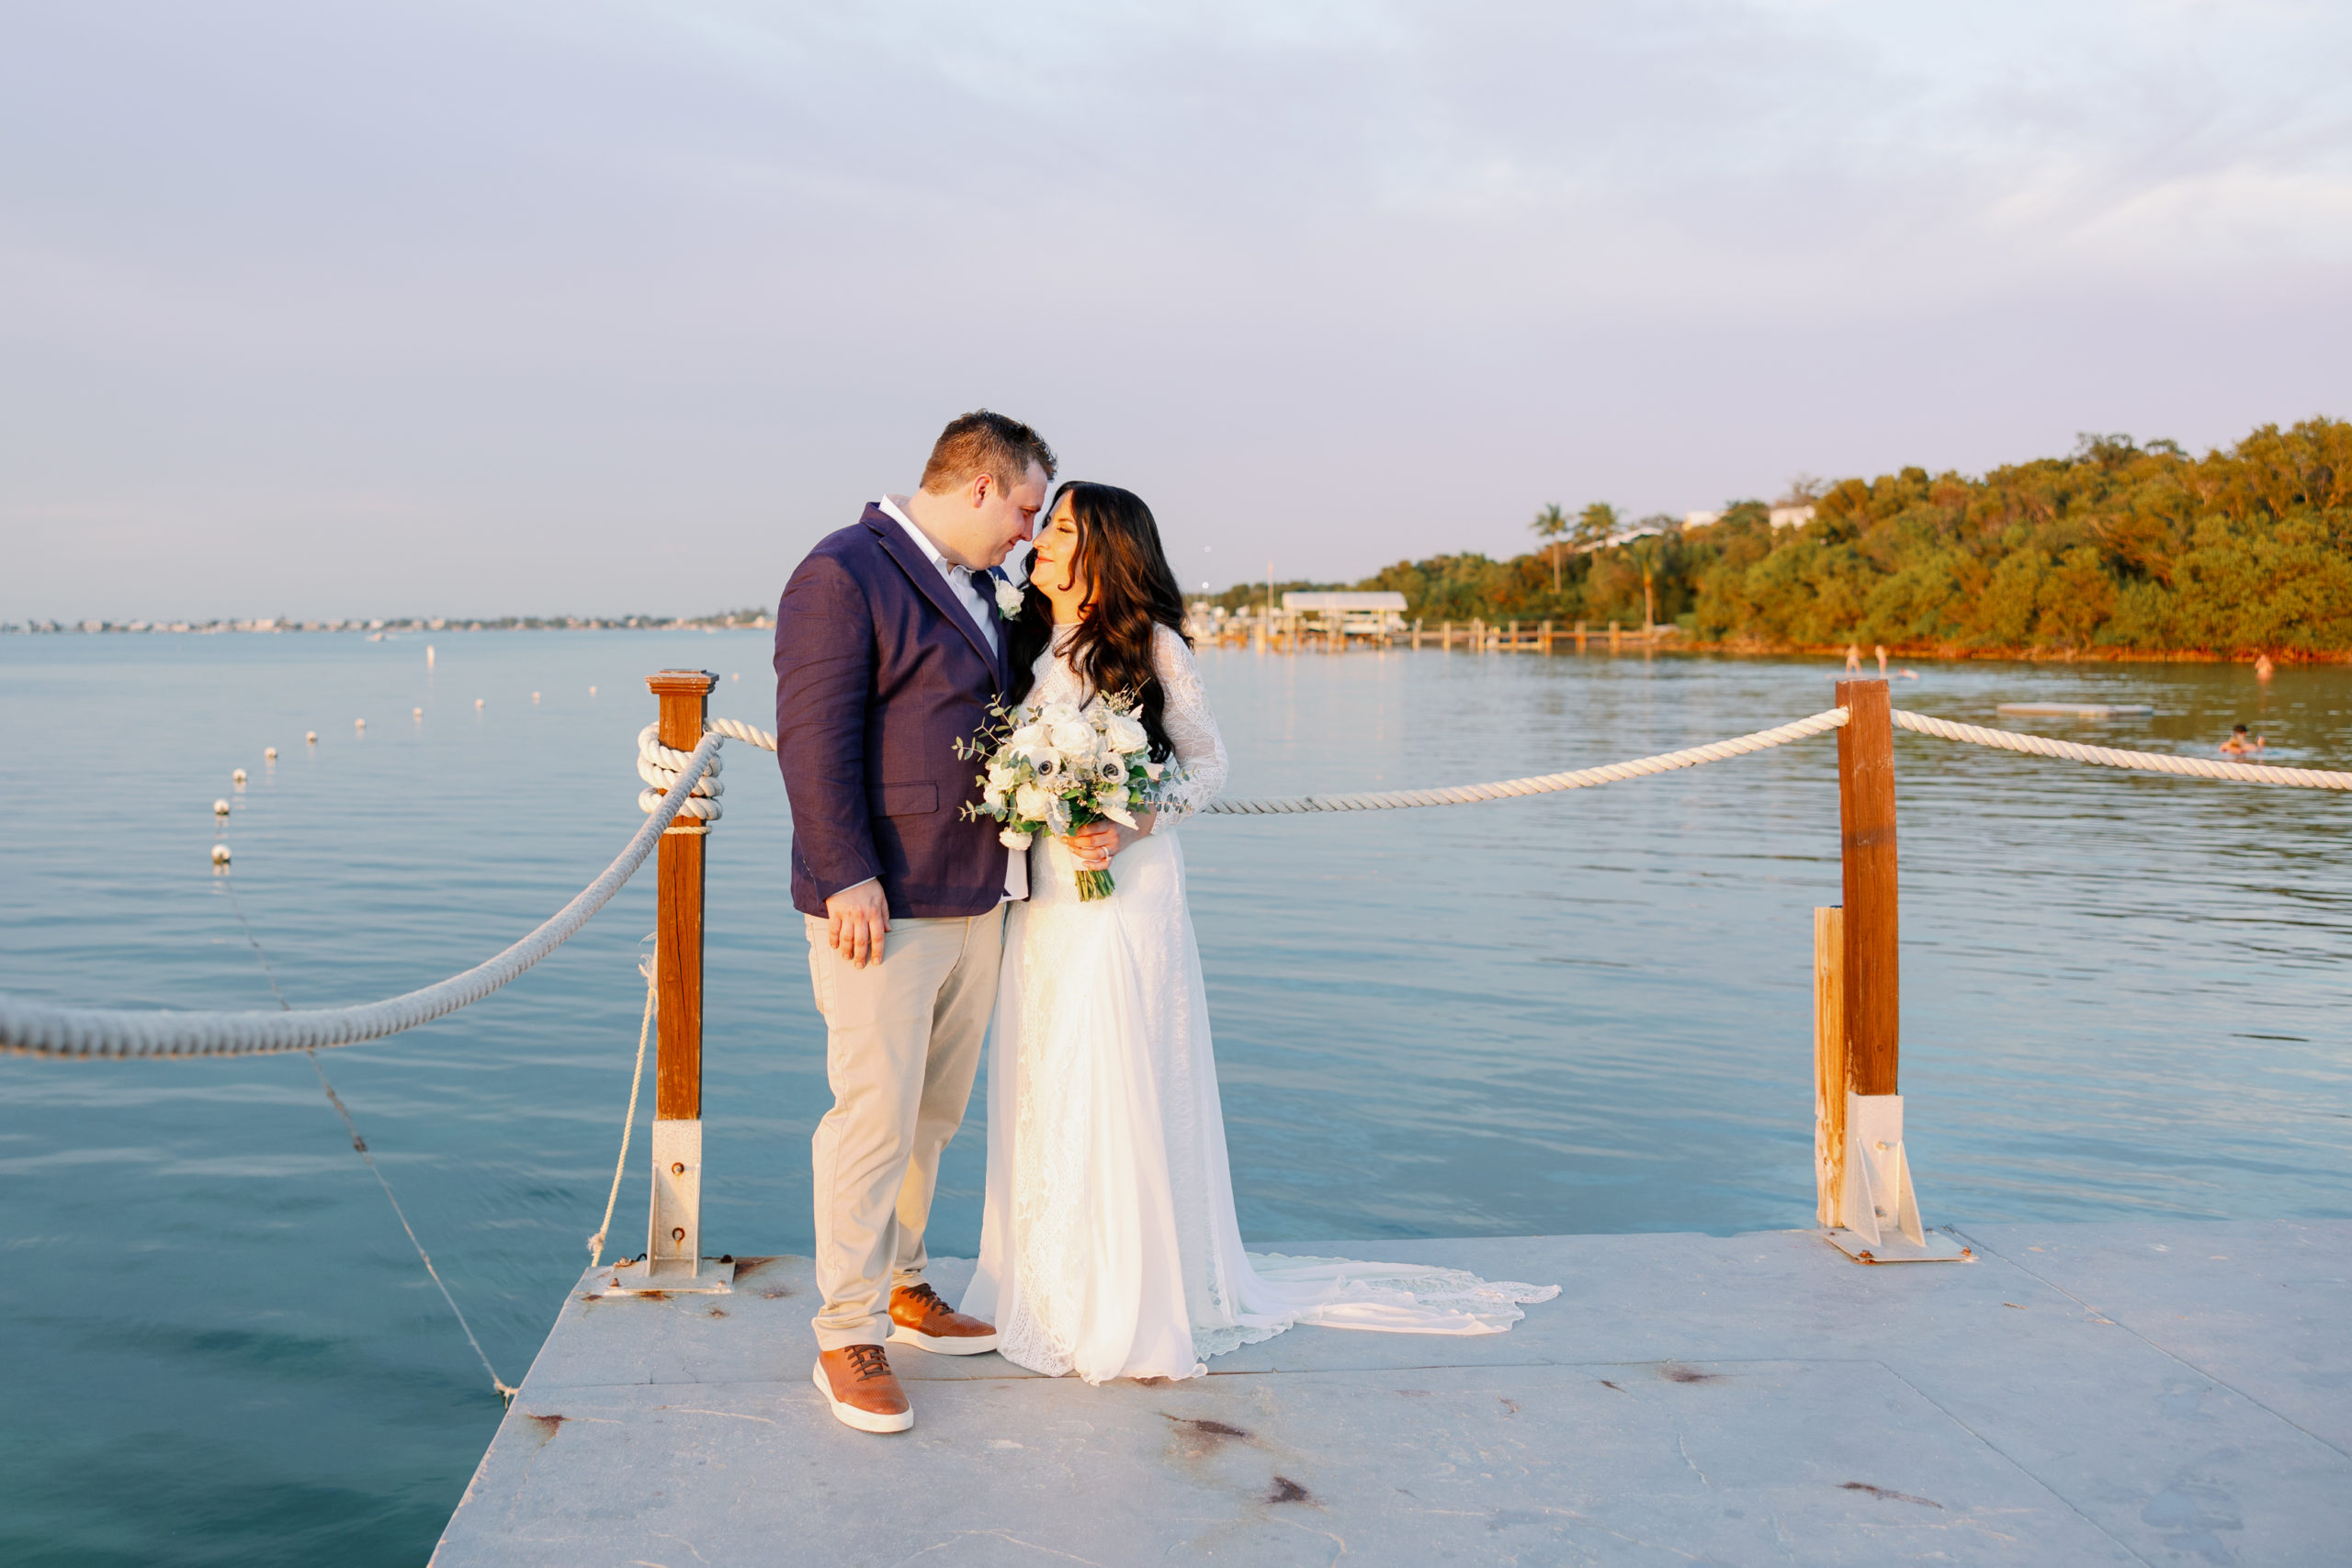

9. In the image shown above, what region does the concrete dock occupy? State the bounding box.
[431,1220,2348,1565]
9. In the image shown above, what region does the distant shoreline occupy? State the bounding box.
[2,614,774,635]
[1668,638,2346,666]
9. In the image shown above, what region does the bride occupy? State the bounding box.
[960,481,1555,1384]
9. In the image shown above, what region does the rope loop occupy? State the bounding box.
[638,724,726,822]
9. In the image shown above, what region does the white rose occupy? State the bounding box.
[1000,826,1033,850]
[1013,783,1057,822]
[983,784,1008,810]
[1048,718,1099,758]
[994,578,1023,620]
[1102,712,1149,754]
[1038,702,1082,728]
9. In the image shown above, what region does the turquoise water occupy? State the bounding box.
[3,632,2346,1566]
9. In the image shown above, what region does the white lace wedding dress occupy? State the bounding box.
[960,622,1557,1383]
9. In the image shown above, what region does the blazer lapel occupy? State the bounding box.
[869,509,999,675]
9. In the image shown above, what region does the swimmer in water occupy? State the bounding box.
[2220,724,2264,756]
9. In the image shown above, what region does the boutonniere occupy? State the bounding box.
[993,565,1026,621]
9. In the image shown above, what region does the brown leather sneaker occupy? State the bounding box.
[888,1281,1000,1355]
[812,1344,913,1433]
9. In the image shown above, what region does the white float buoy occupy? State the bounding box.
[213,798,231,817]
[732,672,741,681]
[264,747,277,761]
[356,717,367,730]
[588,686,597,696]
[532,691,540,703]
[475,697,485,709]
[427,644,436,668]
[212,843,232,865]
[413,706,424,719]
[232,769,246,785]
[306,730,318,744]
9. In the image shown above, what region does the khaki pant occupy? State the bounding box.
[805,906,1003,1351]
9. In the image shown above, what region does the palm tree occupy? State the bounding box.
[1574,502,1621,556]
[1529,503,1568,593]
[1622,532,1666,632]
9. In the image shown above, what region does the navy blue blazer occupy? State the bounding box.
[773,503,1012,919]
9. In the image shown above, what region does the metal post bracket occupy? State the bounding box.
[1822,1093,1972,1264]
[605,1118,734,1294]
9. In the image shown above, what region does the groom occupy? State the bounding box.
[773,410,1055,1434]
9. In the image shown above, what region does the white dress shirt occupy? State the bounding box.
[854,496,1025,905]
[879,495,999,658]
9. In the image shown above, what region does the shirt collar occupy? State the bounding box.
[877,495,969,578]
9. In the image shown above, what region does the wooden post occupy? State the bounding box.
[1508,618,1519,651]
[632,667,728,1290]
[1814,906,1847,1226]
[1575,618,1587,651]
[1609,619,1620,651]
[1835,679,1899,1098]
[1413,617,1423,650]
[650,670,716,1122]
[1540,619,1553,654]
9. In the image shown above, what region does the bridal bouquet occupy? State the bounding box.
[956,695,1160,901]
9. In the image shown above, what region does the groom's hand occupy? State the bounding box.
[826,881,892,968]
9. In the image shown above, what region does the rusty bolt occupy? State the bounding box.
[672,1226,686,1243]
[672,1161,685,1175]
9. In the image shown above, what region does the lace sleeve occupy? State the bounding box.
[1148,624,1227,831]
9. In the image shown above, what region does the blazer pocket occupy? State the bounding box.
[872,781,939,818]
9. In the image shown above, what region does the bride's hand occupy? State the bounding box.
[1061,813,1155,872]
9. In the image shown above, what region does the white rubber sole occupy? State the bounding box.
[811,1359,913,1433]
[888,1324,1000,1356]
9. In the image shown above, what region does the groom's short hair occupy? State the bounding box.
[919,410,1057,494]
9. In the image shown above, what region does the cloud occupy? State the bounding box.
[2,0,2346,616]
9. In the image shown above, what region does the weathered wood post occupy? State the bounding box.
[1413,617,1424,650]
[628,669,734,1292]
[1836,679,1897,1101]
[1575,618,1587,651]
[1540,619,1554,654]
[1825,678,1958,1259]
[1609,619,1621,652]
[1814,906,1847,1226]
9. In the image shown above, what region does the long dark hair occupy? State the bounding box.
[1007,481,1192,761]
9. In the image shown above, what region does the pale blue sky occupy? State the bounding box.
[5,1,2347,620]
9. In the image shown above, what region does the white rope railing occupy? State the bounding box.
[0,732,725,1059]
[1893,711,2352,790]
[1203,709,1852,814]
[14,699,2345,1061]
